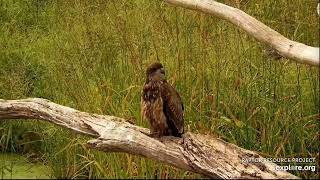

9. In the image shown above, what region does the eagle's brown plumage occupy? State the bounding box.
[141,62,184,137]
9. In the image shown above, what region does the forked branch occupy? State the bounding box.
[164,0,319,66]
[0,98,299,179]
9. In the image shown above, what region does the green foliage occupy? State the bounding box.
[0,0,319,178]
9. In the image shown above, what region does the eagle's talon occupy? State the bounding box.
[149,132,160,138]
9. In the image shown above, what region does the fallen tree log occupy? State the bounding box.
[0,98,299,179]
[164,0,319,66]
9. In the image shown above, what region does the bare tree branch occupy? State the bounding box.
[0,98,299,179]
[164,0,319,66]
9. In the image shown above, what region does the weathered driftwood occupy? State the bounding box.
[0,98,298,179]
[164,0,319,66]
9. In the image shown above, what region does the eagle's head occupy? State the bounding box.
[146,62,165,82]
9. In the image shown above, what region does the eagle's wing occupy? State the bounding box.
[160,81,184,136]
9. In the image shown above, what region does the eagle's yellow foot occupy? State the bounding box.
[157,135,181,144]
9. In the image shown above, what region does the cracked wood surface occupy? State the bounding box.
[0,98,299,179]
[164,0,319,66]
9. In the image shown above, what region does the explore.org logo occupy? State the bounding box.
[241,157,317,172]
[275,165,316,172]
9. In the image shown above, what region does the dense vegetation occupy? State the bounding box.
[0,0,319,178]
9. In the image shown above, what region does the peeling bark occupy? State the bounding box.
[0,98,299,179]
[164,0,319,66]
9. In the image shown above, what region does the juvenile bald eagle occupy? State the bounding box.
[141,62,184,138]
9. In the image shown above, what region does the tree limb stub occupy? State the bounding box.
[0,98,299,179]
[164,0,319,66]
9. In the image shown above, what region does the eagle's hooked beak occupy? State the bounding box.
[160,68,165,75]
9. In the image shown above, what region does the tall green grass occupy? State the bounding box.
[0,0,319,178]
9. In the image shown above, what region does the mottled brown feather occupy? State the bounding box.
[141,81,169,137]
[141,81,184,137]
[160,81,184,135]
